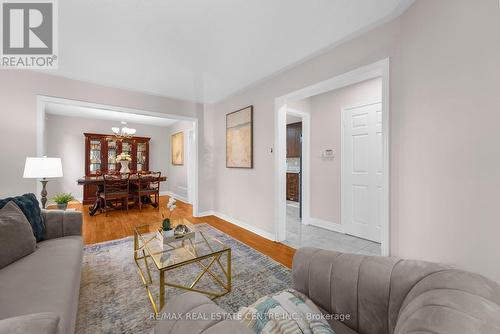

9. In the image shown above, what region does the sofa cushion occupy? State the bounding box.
[0,313,59,334]
[0,201,36,269]
[237,289,334,334]
[0,194,45,241]
[154,292,254,334]
[292,290,355,334]
[0,236,83,334]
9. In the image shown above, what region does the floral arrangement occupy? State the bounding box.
[161,198,177,231]
[116,153,132,162]
[167,197,177,217]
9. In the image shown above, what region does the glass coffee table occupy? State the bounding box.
[134,219,231,313]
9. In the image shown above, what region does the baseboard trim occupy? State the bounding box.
[195,210,215,217]
[160,191,191,204]
[190,210,275,241]
[307,217,345,234]
[211,211,276,242]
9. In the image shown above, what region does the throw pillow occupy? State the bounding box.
[237,289,335,334]
[0,201,36,269]
[0,193,45,241]
[0,312,59,334]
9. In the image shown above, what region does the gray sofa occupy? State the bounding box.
[0,210,83,334]
[156,247,500,334]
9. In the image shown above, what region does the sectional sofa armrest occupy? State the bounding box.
[42,209,83,240]
[292,247,336,301]
[292,247,398,333]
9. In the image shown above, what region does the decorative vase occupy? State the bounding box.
[162,218,171,231]
[119,161,131,174]
[57,203,68,211]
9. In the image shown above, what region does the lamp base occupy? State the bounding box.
[40,179,48,209]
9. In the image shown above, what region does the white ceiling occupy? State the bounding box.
[45,103,179,127]
[51,0,414,103]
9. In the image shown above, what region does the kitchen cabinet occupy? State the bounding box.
[286,122,302,158]
[286,173,300,202]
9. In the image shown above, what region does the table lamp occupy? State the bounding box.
[23,157,63,209]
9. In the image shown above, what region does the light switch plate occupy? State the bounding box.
[321,149,335,159]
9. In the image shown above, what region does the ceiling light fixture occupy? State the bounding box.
[112,121,136,139]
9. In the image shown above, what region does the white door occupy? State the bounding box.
[342,102,382,242]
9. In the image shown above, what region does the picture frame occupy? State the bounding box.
[171,131,184,166]
[226,105,253,168]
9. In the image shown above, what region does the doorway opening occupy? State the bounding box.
[284,109,309,246]
[275,59,390,255]
[36,95,200,217]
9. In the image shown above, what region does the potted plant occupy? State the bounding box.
[116,153,132,173]
[51,193,75,211]
[162,197,177,231]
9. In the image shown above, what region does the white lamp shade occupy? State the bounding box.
[23,157,63,179]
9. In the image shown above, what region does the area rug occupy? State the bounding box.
[76,223,292,334]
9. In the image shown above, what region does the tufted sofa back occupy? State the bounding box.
[292,248,500,334]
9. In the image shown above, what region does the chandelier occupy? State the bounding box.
[112,121,136,139]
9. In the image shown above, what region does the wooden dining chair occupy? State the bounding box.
[135,171,161,211]
[102,173,130,216]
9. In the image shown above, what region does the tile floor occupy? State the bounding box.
[283,202,381,255]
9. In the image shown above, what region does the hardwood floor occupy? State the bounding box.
[60,196,296,268]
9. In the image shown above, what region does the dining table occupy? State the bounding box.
[77,174,167,216]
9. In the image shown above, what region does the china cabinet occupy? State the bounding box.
[83,133,150,204]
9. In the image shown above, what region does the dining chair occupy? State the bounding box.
[134,171,161,211]
[102,173,130,216]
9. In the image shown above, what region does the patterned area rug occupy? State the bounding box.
[76,223,292,334]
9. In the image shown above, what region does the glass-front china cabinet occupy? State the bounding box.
[83,133,150,204]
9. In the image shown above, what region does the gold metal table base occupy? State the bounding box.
[134,230,232,313]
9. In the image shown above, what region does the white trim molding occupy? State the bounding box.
[307,217,346,234]
[161,191,191,204]
[213,212,276,241]
[192,210,275,241]
[195,210,215,217]
[191,210,275,241]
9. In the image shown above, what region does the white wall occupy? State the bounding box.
[206,0,500,282]
[166,120,194,202]
[45,114,171,202]
[286,115,302,124]
[309,78,381,225]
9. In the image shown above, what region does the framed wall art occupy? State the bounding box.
[226,105,253,168]
[171,131,184,166]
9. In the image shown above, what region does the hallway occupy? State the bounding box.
[283,204,380,255]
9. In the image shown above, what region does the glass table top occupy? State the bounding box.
[134,218,229,270]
